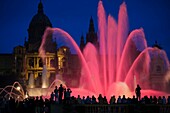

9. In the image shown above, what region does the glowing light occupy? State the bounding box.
[16,86,20,91]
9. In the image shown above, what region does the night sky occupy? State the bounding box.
[0,0,170,59]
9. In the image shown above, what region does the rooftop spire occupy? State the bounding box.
[80,34,85,52]
[88,16,95,32]
[38,0,43,13]
[81,34,84,42]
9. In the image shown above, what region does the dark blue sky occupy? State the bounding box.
[0,0,170,59]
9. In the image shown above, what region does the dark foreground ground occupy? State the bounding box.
[48,104,170,113]
[1,103,170,113]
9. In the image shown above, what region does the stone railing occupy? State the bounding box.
[75,104,170,113]
[1,103,170,113]
[55,104,170,113]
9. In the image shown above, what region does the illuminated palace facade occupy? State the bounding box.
[0,1,169,92]
[12,1,83,88]
[0,1,81,88]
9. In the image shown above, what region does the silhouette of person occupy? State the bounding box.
[135,84,141,101]
[98,94,103,104]
[54,86,59,102]
[39,96,44,113]
[50,92,55,102]
[58,84,64,104]
[66,88,72,104]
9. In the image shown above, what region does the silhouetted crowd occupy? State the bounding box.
[1,84,170,113]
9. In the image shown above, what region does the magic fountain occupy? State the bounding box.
[29,1,170,99]
[0,82,27,101]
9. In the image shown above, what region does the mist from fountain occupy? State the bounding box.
[38,1,170,99]
[42,65,49,88]
[28,72,34,88]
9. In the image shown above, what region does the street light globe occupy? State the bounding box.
[16,86,20,91]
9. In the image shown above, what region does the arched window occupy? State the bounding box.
[50,59,55,67]
[29,58,34,68]
[62,57,66,67]
[39,59,43,67]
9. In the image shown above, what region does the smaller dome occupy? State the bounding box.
[152,41,162,49]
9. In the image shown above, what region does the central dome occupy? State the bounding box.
[29,13,52,29]
[27,1,53,52]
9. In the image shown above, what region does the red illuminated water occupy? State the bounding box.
[38,1,170,99]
